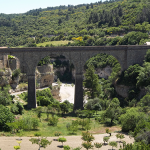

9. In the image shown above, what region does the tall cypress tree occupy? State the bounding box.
[83,64,101,99]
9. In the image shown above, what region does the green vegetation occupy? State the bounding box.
[36,40,73,47]
[1,1,150,148]
[94,142,102,150]
[19,88,56,106]
[58,137,67,146]
[29,134,52,150]
[120,142,150,150]
[109,141,117,150]
[0,104,14,131]
[1,0,150,47]
[83,64,101,99]
[82,142,93,150]
[14,146,20,150]
[63,145,71,150]
[0,86,14,106]
[103,136,110,145]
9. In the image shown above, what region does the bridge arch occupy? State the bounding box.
[27,52,76,108]
[0,46,149,109]
[81,50,126,72]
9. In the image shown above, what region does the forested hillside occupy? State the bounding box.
[0,0,150,47]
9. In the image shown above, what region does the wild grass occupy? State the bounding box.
[14,40,74,48]
[36,40,73,47]
[1,109,121,137]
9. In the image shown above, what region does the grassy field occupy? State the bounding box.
[15,40,73,48]
[36,40,73,47]
[0,109,121,137]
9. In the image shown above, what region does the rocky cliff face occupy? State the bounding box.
[0,68,12,87]
[115,84,146,99]
[36,64,54,88]
[95,66,112,79]
[115,84,130,98]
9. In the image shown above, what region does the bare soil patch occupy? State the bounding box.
[0,133,134,150]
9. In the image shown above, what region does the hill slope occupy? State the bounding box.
[0,0,150,47]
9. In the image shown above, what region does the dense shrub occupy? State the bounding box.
[119,64,141,86]
[85,98,102,112]
[0,86,14,106]
[63,145,71,150]
[18,92,28,102]
[48,115,59,126]
[22,115,39,130]
[12,69,21,79]
[118,31,148,45]
[0,105,14,131]
[10,103,19,114]
[36,88,55,106]
[7,115,39,132]
[119,107,145,132]
[137,62,150,87]
[16,101,24,115]
[19,88,55,106]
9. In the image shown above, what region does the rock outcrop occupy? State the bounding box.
[36,64,54,88]
[95,66,112,79]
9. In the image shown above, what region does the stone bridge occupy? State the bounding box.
[0,45,150,109]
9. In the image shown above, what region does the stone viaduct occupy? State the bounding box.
[0,45,150,110]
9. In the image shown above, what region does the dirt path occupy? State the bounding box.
[0,133,134,150]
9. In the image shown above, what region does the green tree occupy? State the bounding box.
[137,62,150,87]
[139,94,150,107]
[94,142,103,150]
[60,102,69,114]
[119,142,150,150]
[145,49,150,62]
[29,137,52,150]
[85,98,102,114]
[82,131,94,142]
[109,141,117,150]
[104,98,122,125]
[103,136,110,145]
[119,107,145,132]
[83,64,101,99]
[67,120,78,134]
[82,142,93,150]
[122,64,141,86]
[0,86,13,106]
[35,106,43,122]
[106,128,111,136]
[0,105,14,131]
[58,137,67,146]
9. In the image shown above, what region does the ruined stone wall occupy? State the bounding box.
[0,55,8,69]
[37,64,53,73]
[36,65,54,88]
